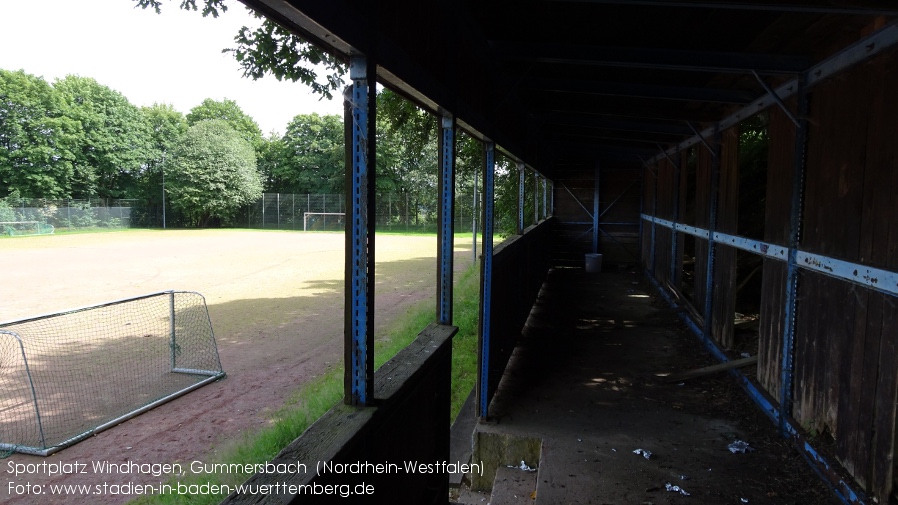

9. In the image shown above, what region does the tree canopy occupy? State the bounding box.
[163,119,262,226]
[54,75,153,199]
[186,98,262,148]
[0,69,76,199]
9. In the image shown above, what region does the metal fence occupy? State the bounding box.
[244,193,480,232]
[0,198,134,233]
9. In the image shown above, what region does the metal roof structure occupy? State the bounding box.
[241,0,897,178]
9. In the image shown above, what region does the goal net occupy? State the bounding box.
[0,291,225,456]
[0,221,54,237]
[303,212,345,231]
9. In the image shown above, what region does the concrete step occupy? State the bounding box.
[449,388,478,488]
[490,465,538,504]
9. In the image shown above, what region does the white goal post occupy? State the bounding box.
[303,212,345,231]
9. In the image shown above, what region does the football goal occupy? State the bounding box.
[303,212,345,231]
[0,221,54,237]
[0,291,225,456]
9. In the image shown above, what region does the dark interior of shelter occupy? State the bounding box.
[225,1,898,503]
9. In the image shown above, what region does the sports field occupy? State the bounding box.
[0,229,474,504]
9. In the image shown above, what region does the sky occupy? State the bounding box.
[0,0,344,136]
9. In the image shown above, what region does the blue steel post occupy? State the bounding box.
[517,163,525,235]
[438,115,456,325]
[344,56,374,406]
[478,142,496,419]
[593,163,600,253]
[781,78,809,435]
[702,128,722,342]
[472,167,478,264]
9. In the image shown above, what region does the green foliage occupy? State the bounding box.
[186,98,262,148]
[137,103,188,207]
[738,113,769,240]
[228,12,346,100]
[54,75,153,199]
[0,69,77,199]
[376,90,439,224]
[134,0,228,17]
[164,119,262,226]
[271,113,344,193]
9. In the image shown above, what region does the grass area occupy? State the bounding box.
[131,263,481,505]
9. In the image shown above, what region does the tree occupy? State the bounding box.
[0,69,77,199]
[54,75,152,199]
[256,134,288,192]
[186,98,262,148]
[135,103,188,223]
[164,119,262,226]
[274,113,344,194]
[375,90,439,224]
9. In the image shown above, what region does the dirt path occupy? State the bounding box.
[0,230,475,504]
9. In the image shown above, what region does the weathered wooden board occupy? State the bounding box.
[691,142,713,315]
[862,47,898,502]
[662,355,757,383]
[711,128,739,349]
[756,104,795,403]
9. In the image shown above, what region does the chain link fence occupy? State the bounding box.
[243,192,480,233]
[0,198,134,235]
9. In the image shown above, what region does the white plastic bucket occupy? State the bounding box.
[585,253,603,273]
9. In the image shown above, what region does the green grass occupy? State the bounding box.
[130,263,481,505]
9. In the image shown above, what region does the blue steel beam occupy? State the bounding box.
[517,163,525,234]
[780,78,809,435]
[477,142,496,419]
[702,128,721,341]
[438,115,456,325]
[344,56,374,406]
[644,213,898,291]
[650,23,898,165]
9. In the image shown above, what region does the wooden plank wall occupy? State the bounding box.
[710,128,739,349]
[674,154,686,287]
[691,144,713,313]
[756,105,794,403]
[793,48,898,501]
[652,159,676,285]
[642,47,898,503]
[641,167,656,271]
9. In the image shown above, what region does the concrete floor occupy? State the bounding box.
[455,267,839,505]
